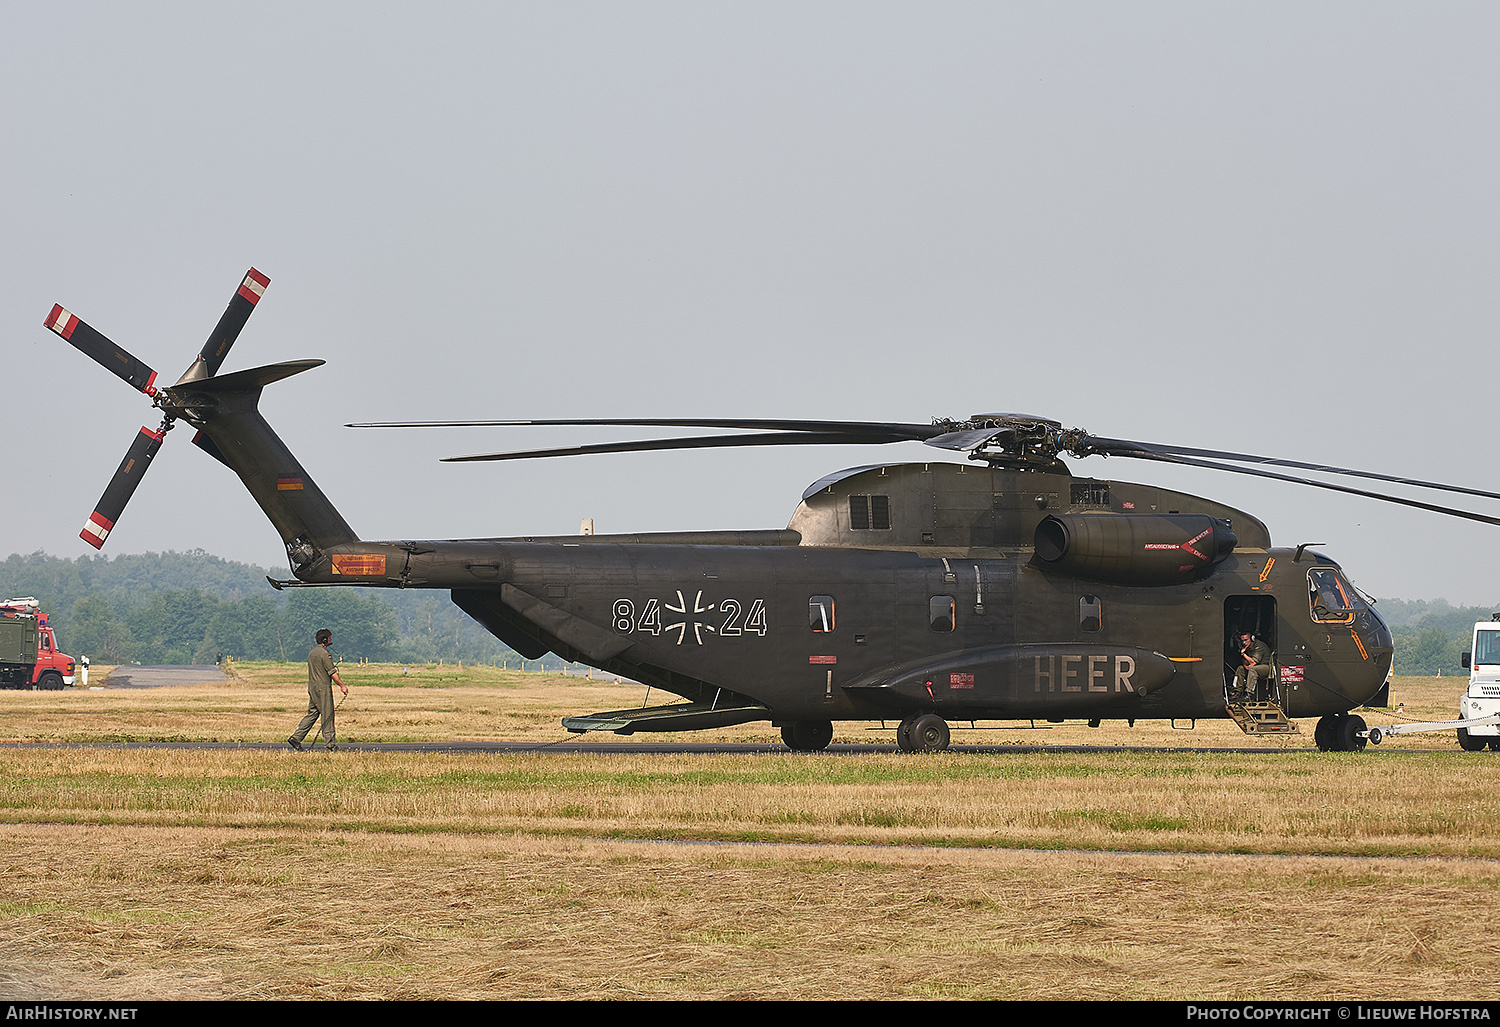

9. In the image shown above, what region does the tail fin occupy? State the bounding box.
[184,360,358,567]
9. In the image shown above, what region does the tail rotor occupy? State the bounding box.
[44,268,271,549]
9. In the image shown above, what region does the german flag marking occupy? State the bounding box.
[276,477,304,491]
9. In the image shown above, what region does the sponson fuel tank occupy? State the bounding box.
[1032,513,1237,585]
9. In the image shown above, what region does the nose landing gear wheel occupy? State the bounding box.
[1315,713,1368,752]
[1314,716,1333,751]
[1337,714,1367,752]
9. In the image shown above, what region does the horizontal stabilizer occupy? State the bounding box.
[188,359,326,393]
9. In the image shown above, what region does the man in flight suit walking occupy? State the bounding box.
[288,628,347,751]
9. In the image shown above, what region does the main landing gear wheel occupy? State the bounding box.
[781,719,834,752]
[1315,713,1368,752]
[896,712,950,752]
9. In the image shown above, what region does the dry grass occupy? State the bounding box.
[2,826,1498,1000]
[1,669,1497,1000]
[1,746,1499,857]
[1,664,1473,751]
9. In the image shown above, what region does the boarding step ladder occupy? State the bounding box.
[1226,700,1300,735]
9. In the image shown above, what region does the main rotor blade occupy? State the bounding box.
[181,267,270,382]
[442,430,919,462]
[80,427,166,549]
[44,305,159,395]
[923,427,1010,451]
[1090,438,1500,503]
[1087,439,1500,528]
[352,417,939,439]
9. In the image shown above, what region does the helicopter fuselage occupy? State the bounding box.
[292,462,1394,730]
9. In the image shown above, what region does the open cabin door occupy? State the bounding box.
[1222,594,1299,735]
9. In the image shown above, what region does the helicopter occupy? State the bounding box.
[41,269,1500,753]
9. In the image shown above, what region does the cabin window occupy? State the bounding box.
[929,595,956,632]
[809,596,836,633]
[1079,595,1102,633]
[1308,568,1363,624]
[1474,631,1500,666]
[849,495,891,530]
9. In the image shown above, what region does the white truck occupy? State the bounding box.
[1360,616,1500,749]
[1455,618,1500,751]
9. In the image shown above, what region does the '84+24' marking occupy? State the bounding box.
[613,590,767,645]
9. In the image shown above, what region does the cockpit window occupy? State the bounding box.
[1474,631,1500,666]
[1308,568,1363,624]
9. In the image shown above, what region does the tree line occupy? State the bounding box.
[1377,598,1498,677]
[0,550,529,665]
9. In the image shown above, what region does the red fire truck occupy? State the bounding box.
[0,597,77,689]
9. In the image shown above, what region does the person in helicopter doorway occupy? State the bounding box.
[1232,631,1273,704]
[287,628,347,751]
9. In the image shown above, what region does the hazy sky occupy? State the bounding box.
[4,3,1497,604]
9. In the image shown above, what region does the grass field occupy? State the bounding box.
[1,667,1497,1000]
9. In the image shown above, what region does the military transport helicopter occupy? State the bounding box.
[42,269,1500,753]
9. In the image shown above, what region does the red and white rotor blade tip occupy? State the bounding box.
[80,427,166,550]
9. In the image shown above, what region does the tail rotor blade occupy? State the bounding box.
[183,268,270,382]
[44,305,159,395]
[80,427,165,549]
